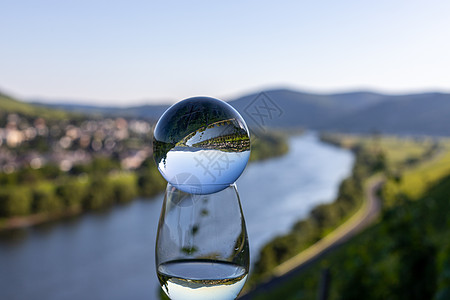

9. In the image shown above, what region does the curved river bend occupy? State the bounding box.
[0,133,353,300]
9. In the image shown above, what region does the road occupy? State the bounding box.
[239,176,384,299]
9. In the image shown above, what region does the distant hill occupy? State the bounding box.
[36,100,179,120]
[321,92,450,136]
[27,88,450,136]
[0,92,69,120]
[228,89,388,129]
[31,89,389,126]
[33,102,170,120]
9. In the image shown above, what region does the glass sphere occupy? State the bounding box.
[153,96,250,194]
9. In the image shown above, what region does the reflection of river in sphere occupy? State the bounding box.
[153,97,251,194]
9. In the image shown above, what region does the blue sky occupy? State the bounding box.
[1,0,450,105]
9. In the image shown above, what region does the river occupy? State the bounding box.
[0,133,353,300]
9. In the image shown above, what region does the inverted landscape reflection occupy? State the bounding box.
[153,96,251,194]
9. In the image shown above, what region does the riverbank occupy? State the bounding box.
[245,134,385,288]
[239,175,383,300]
[241,133,448,299]
[0,131,290,231]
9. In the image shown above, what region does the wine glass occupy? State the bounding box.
[155,182,249,300]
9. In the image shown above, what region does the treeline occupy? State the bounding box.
[0,131,289,225]
[249,131,289,161]
[248,141,386,285]
[0,157,166,219]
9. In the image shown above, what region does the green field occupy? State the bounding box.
[322,133,440,168]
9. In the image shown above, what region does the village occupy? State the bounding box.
[0,113,155,174]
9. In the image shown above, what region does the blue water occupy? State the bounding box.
[0,133,353,300]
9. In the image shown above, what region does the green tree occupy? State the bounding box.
[56,181,86,209]
[0,188,32,217]
[83,178,114,210]
[435,243,450,300]
[137,158,166,197]
[31,186,62,214]
[113,178,138,204]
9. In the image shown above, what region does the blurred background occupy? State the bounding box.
[1,1,450,299]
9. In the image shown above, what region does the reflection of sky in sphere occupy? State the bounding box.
[153,97,250,194]
[160,149,250,194]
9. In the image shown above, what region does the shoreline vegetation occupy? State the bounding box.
[244,132,450,300]
[245,132,387,289]
[0,131,289,232]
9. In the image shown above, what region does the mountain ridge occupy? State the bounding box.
[4,88,450,136]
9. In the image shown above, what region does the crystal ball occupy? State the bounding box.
[153,96,251,194]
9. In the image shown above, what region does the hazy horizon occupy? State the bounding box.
[3,84,450,108]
